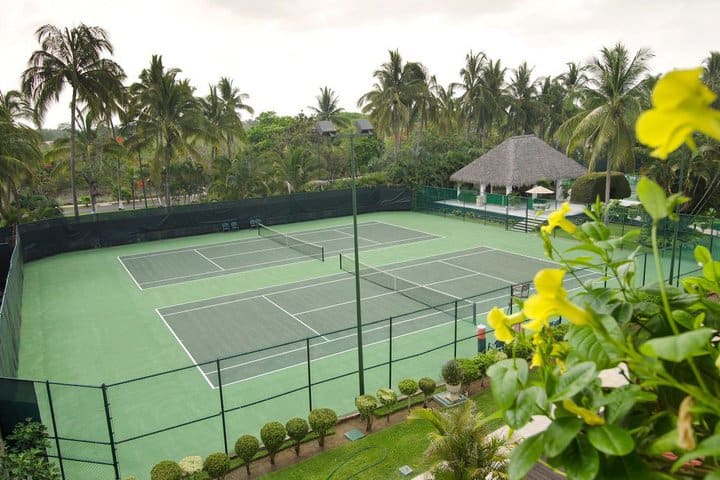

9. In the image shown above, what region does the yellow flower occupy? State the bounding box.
[487,307,524,343]
[540,202,576,235]
[562,399,605,426]
[523,269,589,329]
[636,68,720,159]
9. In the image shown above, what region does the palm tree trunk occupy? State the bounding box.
[70,89,79,219]
[164,144,171,208]
[603,163,612,223]
[138,151,148,208]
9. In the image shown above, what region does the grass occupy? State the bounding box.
[260,388,499,480]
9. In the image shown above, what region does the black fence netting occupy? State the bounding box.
[0,233,23,378]
[18,187,412,261]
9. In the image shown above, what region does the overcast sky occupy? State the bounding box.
[2,0,717,129]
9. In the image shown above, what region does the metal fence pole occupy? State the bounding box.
[676,244,683,287]
[101,384,120,480]
[525,199,529,233]
[45,381,65,480]
[216,359,228,454]
[388,317,393,389]
[505,201,509,230]
[306,338,313,411]
[453,302,458,359]
[642,252,648,286]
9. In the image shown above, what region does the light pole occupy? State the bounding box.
[316,119,374,395]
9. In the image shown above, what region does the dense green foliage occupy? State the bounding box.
[285,418,310,456]
[440,360,462,385]
[355,395,379,432]
[570,172,631,203]
[234,435,259,475]
[260,421,287,465]
[202,452,230,480]
[307,408,337,448]
[418,377,437,407]
[150,460,183,480]
[0,420,60,480]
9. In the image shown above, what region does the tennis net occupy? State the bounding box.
[339,254,475,323]
[258,224,325,261]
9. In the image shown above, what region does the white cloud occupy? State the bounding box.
[1,0,717,128]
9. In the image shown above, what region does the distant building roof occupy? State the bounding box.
[450,134,587,187]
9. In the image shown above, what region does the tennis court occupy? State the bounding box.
[118,221,439,289]
[156,245,594,389]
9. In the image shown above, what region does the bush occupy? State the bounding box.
[235,434,260,475]
[178,456,203,475]
[398,378,419,411]
[355,395,379,432]
[376,388,398,423]
[6,419,50,452]
[551,323,570,341]
[473,349,507,379]
[570,172,631,204]
[308,408,337,448]
[150,460,182,480]
[418,377,437,407]
[502,336,534,361]
[203,452,230,479]
[260,421,287,465]
[457,357,481,385]
[441,359,463,385]
[286,417,309,456]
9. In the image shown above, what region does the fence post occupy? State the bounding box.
[216,359,228,454]
[306,338,313,411]
[505,201,509,230]
[525,198,529,233]
[642,252,648,286]
[101,384,120,480]
[676,244,683,287]
[453,302,458,359]
[388,317,393,389]
[45,381,65,480]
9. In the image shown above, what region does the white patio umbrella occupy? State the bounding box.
[525,185,554,195]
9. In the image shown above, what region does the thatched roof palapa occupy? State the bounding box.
[450,135,587,187]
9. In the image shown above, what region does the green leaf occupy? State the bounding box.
[488,359,528,409]
[604,385,656,424]
[672,434,720,472]
[639,328,714,362]
[581,222,610,241]
[587,425,635,455]
[544,417,583,457]
[567,326,610,370]
[600,452,651,479]
[505,386,545,429]
[509,432,544,480]
[637,177,668,221]
[695,245,713,266]
[549,362,598,402]
[646,428,679,455]
[559,437,599,480]
[705,470,720,480]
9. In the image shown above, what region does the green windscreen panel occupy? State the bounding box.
[0,234,23,378]
[0,378,40,438]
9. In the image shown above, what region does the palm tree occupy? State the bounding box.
[216,77,253,158]
[429,77,459,135]
[308,87,348,127]
[271,146,325,194]
[22,24,125,218]
[409,402,509,480]
[454,51,486,138]
[506,61,539,135]
[555,43,653,216]
[131,55,204,207]
[0,93,41,220]
[703,52,720,107]
[358,50,428,156]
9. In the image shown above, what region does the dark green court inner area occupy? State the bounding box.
[119,221,439,288]
[157,246,558,388]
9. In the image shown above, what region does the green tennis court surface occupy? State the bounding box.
[157,245,596,388]
[119,221,439,288]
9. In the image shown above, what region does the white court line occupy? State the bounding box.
[262,296,330,341]
[372,219,443,239]
[155,308,215,389]
[194,249,225,271]
[117,256,143,290]
[331,227,382,245]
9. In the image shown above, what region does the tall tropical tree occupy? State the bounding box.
[217,77,253,157]
[358,50,428,156]
[131,55,204,207]
[555,43,653,214]
[458,57,508,145]
[22,24,125,218]
[506,61,539,135]
[308,86,348,127]
[704,51,720,106]
[429,77,459,135]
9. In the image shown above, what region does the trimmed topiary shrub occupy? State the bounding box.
[418,377,437,407]
[473,349,507,381]
[441,359,463,385]
[286,417,309,456]
[178,456,203,476]
[376,387,398,422]
[150,460,182,480]
[398,378,419,410]
[457,357,481,386]
[355,395,379,432]
[260,421,287,465]
[308,408,337,448]
[235,434,260,475]
[570,172,631,204]
[203,452,230,479]
[502,336,534,361]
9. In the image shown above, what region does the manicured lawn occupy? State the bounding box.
[262,389,499,480]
